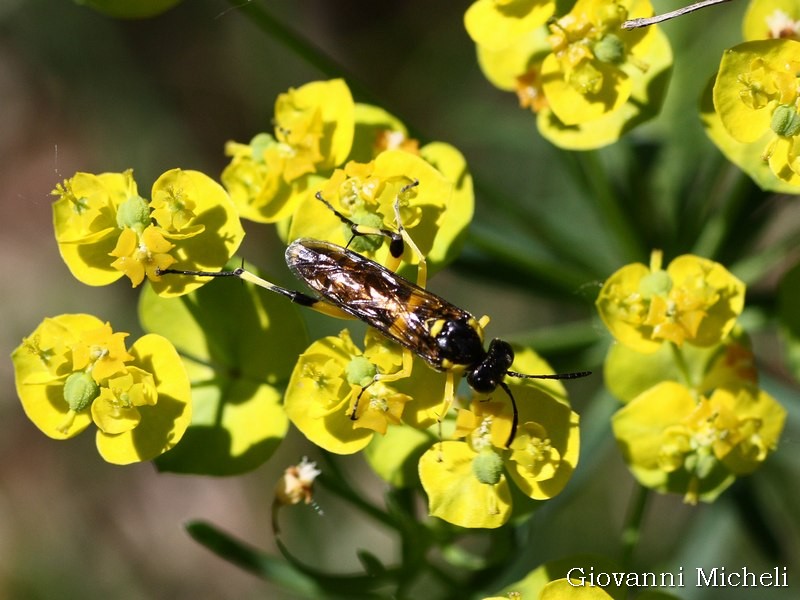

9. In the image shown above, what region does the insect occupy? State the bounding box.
[160,182,590,446]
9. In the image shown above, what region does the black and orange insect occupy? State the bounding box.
[160,182,590,446]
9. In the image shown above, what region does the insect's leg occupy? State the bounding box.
[349,346,414,419]
[157,266,354,320]
[314,191,404,259]
[391,181,427,289]
[435,371,457,461]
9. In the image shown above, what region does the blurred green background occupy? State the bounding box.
[1,1,797,598]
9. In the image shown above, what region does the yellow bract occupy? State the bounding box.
[288,150,454,270]
[596,250,745,353]
[713,39,800,184]
[221,79,355,223]
[51,169,244,297]
[743,0,800,41]
[11,314,191,464]
[612,381,786,503]
[283,329,410,454]
[419,441,513,529]
[465,0,555,52]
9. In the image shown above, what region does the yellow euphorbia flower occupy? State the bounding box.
[713,38,800,184]
[596,250,745,353]
[612,381,786,503]
[52,169,244,297]
[541,0,658,126]
[283,329,412,454]
[288,150,454,273]
[470,0,672,149]
[419,349,580,528]
[221,79,355,223]
[11,314,192,464]
[109,225,176,287]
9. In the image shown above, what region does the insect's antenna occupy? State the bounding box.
[506,370,592,381]
[499,370,590,447]
[498,380,519,448]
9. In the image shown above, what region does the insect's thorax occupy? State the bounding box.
[431,318,486,369]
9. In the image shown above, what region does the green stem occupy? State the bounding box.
[465,224,596,295]
[560,150,644,262]
[730,227,800,285]
[316,452,397,530]
[691,163,754,259]
[228,0,377,105]
[620,484,650,569]
[668,342,693,387]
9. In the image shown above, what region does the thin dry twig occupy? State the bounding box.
[621,0,734,30]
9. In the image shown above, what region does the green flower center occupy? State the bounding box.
[472,449,504,485]
[63,371,100,412]
[346,355,377,388]
[116,195,151,234]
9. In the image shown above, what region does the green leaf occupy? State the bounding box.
[186,521,317,590]
[778,260,800,379]
[139,262,308,475]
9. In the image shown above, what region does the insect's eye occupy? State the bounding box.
[435,319,484,365]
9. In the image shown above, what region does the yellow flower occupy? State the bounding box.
[596,250,746,353]
[52,169,244,296]
[109,225,176,287]
[470,0,672,149]
[11,314,192,464]
[283,329,412,454]
[612,381,786,503]
[221,79,355,223]
[288,150,454,274]
[69,321,133,382]
[713,39,800,184]
[541,0,658,126]
[419,349,580,528]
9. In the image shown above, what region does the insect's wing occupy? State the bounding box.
[286,239,472,368]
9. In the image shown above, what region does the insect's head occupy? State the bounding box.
[466,338,514,393]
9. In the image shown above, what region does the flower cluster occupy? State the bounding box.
[464,0,673,148]
[597,251,786,503]
[286,322,581,528]
[11,314,191,464]
[52,168,245,297]
[15,77,581,528]
[221,79,473,274]
[703,0,800,193]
